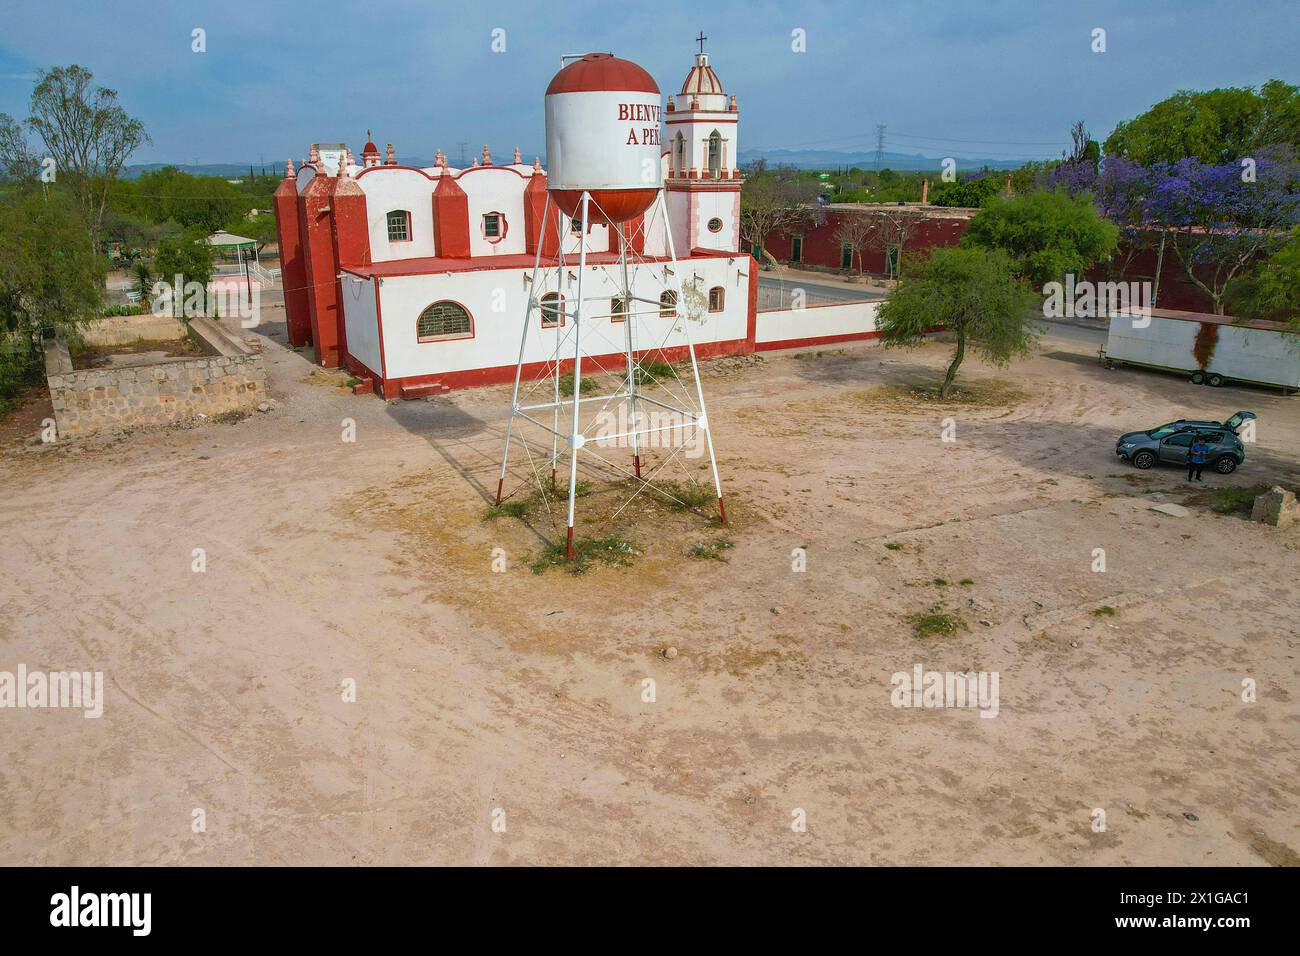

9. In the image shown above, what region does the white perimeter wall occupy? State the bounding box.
[368,257,750,381]
[756,301,880,344]
[340,274,382,374]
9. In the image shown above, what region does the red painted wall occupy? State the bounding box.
[767,210,969,274]
[273,176,311,347]
[298,173,341,367]
[769,208,1230,313]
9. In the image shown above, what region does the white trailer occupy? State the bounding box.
[1103,309,1300,393]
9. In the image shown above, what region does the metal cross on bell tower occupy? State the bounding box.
[696,31,707,54]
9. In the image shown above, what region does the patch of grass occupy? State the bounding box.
[483,480,593,520]
[908,604,967,639]
[959,578,974,586]
[650,478,717,511]
[857,379,1027,409]
[556,371,606,398]
[688,538,734,561]
[635,361,676,387]
[884,542,902,551]
[530,534,639,575]
[344,376,361,388]
[1208,485,1268,516]
[933,577,949,587]
[1091,605,1117,617]
[483,499,531,520]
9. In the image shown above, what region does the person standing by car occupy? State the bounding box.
[1187,434,1210,482]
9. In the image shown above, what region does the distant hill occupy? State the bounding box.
[124,163,273,180]
[737,148,1034,172]
[124,152,545,179]
[127,147,1034,179]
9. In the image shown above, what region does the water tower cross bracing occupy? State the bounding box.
[494,52,728,561]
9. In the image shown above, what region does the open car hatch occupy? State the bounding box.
[1223,411,1257,432]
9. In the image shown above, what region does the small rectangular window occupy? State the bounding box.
[483,213,501,239]
[387,211,410,242]
[610,296,627,323]
[790,236,803,262]
[570,217,583,235]
[708,287,724,313]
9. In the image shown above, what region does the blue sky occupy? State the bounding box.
[1,0,1297,166]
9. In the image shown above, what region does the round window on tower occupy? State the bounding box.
[707,217,724,233]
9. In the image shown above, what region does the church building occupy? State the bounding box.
[273,42,762,400]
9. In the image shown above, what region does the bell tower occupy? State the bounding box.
[664,33,742,255]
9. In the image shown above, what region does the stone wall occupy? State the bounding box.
[45,318,267,439]
[83,311,188,347]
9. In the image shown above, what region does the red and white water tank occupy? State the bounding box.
[545,52,662,223]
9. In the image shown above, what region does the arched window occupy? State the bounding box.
[387,210,411,242]
[674,132,685,176]
[707,131,722,178]
[708,286,725,312]
[540,292,564,328]
[417,300,472,341]
[659,290,677,317]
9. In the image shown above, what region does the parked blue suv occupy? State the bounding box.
[1115,411,1255,474]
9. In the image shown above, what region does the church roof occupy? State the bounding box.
[680,54,723,96]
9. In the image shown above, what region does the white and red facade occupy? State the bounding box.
[272,46,765,399]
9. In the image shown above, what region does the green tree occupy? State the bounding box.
[961,190,1117,289]
[25,65,148,250]
[153,231,214,317]
[238,211,279,251]
[0,113,40,181]
[875,247,1039,398]
[1104,81,1300,166]
[0,187,105,407]
[931,175,1004,208]
[1225,226,1300,329]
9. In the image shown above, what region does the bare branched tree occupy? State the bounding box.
[865,207,926,278]
[832,212,874,273]
[739,161,824,268]
[25,65,149,250]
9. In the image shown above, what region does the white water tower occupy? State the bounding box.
[495,52,726,561]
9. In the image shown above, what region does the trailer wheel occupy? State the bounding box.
[1190,371,1205,385]
[1132,450,1156,470]
[1208,373,1225,387]
[1214,456,1238,475]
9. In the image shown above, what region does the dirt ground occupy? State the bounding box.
[1,308,1297,866]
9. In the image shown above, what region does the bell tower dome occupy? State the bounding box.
[664,33,742,254]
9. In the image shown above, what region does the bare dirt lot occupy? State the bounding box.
[2,312,1297,866]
